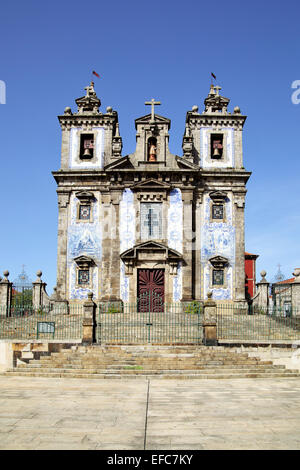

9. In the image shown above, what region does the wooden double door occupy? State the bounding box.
[137,269,164,312]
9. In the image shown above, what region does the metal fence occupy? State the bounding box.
[0,304,83,340]
[217,304,300,341]
[97,298,203,344]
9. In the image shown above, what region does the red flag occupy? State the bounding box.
[211,72,216,80]
[92,71,100,78]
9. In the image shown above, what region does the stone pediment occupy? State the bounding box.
[73,255,96,267]
[209,256,228,268]
[120,241,182,261]
[209,191,227,202]
[75,191,94,203]
[135,114,171,128]
[129,178,173,191]
[104,156,134,170]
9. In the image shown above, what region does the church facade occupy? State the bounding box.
[52,83,251,305]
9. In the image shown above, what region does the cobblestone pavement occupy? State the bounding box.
[0,376,300,450]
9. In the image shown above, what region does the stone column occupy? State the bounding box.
[0,271,12,317]
[82,292,96,344]
[56,191,70,300]
[291,268,300,311]
[203,292,217,346]
[233,191,246,303]
[181,189,194,301]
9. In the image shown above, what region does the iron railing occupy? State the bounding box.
[217,304,300,341]
[97,295,203,344]
[0,304,83,340]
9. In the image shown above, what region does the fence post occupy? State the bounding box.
[203,292,218,346]
[255,271,270,309]
[32,270,51,310]
[82,292,96,344]
[291,269,300,311]
[0,271,12,317]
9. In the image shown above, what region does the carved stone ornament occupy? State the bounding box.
[58,193,70,208]
[209,256,228,269]
[137,193,164,202]
[75,191,94,204]
[234,198,245,208]
[209,191,227,203]
[74,255,95,269]
[75,82,101,114]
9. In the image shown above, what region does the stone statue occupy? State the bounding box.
[149,144,157,162]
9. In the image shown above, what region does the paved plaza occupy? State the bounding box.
[0,376,300,450]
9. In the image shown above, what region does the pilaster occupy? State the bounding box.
[233,190,246,303]
[56,191,70,300]
[181,189,194,301]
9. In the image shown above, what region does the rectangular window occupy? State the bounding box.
[79,205,91,221]
[211,134,223,159]
[212,269,224,286]
[140,203,162,240]
[80,134,94,159]
[212,204,224,220]
[78,269,90,285]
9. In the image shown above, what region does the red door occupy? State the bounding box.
[138,269,164,312]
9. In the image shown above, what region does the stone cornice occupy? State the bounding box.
[53,168,251,189]
[58,113,118,130]
[186,113,247,130]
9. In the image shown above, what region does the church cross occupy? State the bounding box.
[214,86,222,96]
[145,98,161,121]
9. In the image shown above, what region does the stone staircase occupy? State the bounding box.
[3,345,300,379]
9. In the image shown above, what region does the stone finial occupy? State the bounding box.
[106,106,113,114]
[35,270,42,282]
[234,106,241,114]
[206,291,215,303]
[64,106,72,115]
[192,105,199,112]
[3,270,9,280]
[293,268,300,278]
[260,270,267,282]
[87,292,94,301]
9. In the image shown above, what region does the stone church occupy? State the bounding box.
[52,82,251,305]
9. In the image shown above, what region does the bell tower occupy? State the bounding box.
[53,82,123,300]
[57,81,123,171]
[183,84,251,303]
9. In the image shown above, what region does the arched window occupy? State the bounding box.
[147,137,157,162]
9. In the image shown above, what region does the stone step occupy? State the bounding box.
[4,370,300,380]
[11,345,299,380]
[12,366,297,375]
[19,361,287,372]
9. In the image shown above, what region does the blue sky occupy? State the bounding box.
[0,0,299,292]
